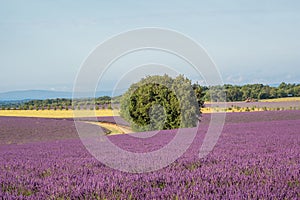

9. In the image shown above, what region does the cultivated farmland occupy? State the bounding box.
[0,110,299,199]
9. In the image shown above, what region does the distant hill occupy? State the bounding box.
[0,89,126,101]
[0,90,72,101]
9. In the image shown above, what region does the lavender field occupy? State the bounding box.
[0,111,300,199]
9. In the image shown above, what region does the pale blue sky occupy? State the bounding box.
[0,0,299,92]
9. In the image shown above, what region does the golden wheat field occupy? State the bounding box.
[0,108,262,118]
[0,109,117,118]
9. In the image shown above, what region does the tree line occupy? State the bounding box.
[0,96,117,110]
[0,82,299,110]
[194,82,300,102]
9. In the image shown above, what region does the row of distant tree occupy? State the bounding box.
[193,82,300,102]
[0,82,299,110]
[0,96,117,110]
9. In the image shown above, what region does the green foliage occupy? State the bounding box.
[198,82,300,102]
[96,96,111,104]
[192,83,206,107]
[120,74,201,131]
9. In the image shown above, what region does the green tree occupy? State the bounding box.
[192,83,206,107]
[120,74,200,131]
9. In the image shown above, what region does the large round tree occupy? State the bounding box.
[120,74,202,131]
